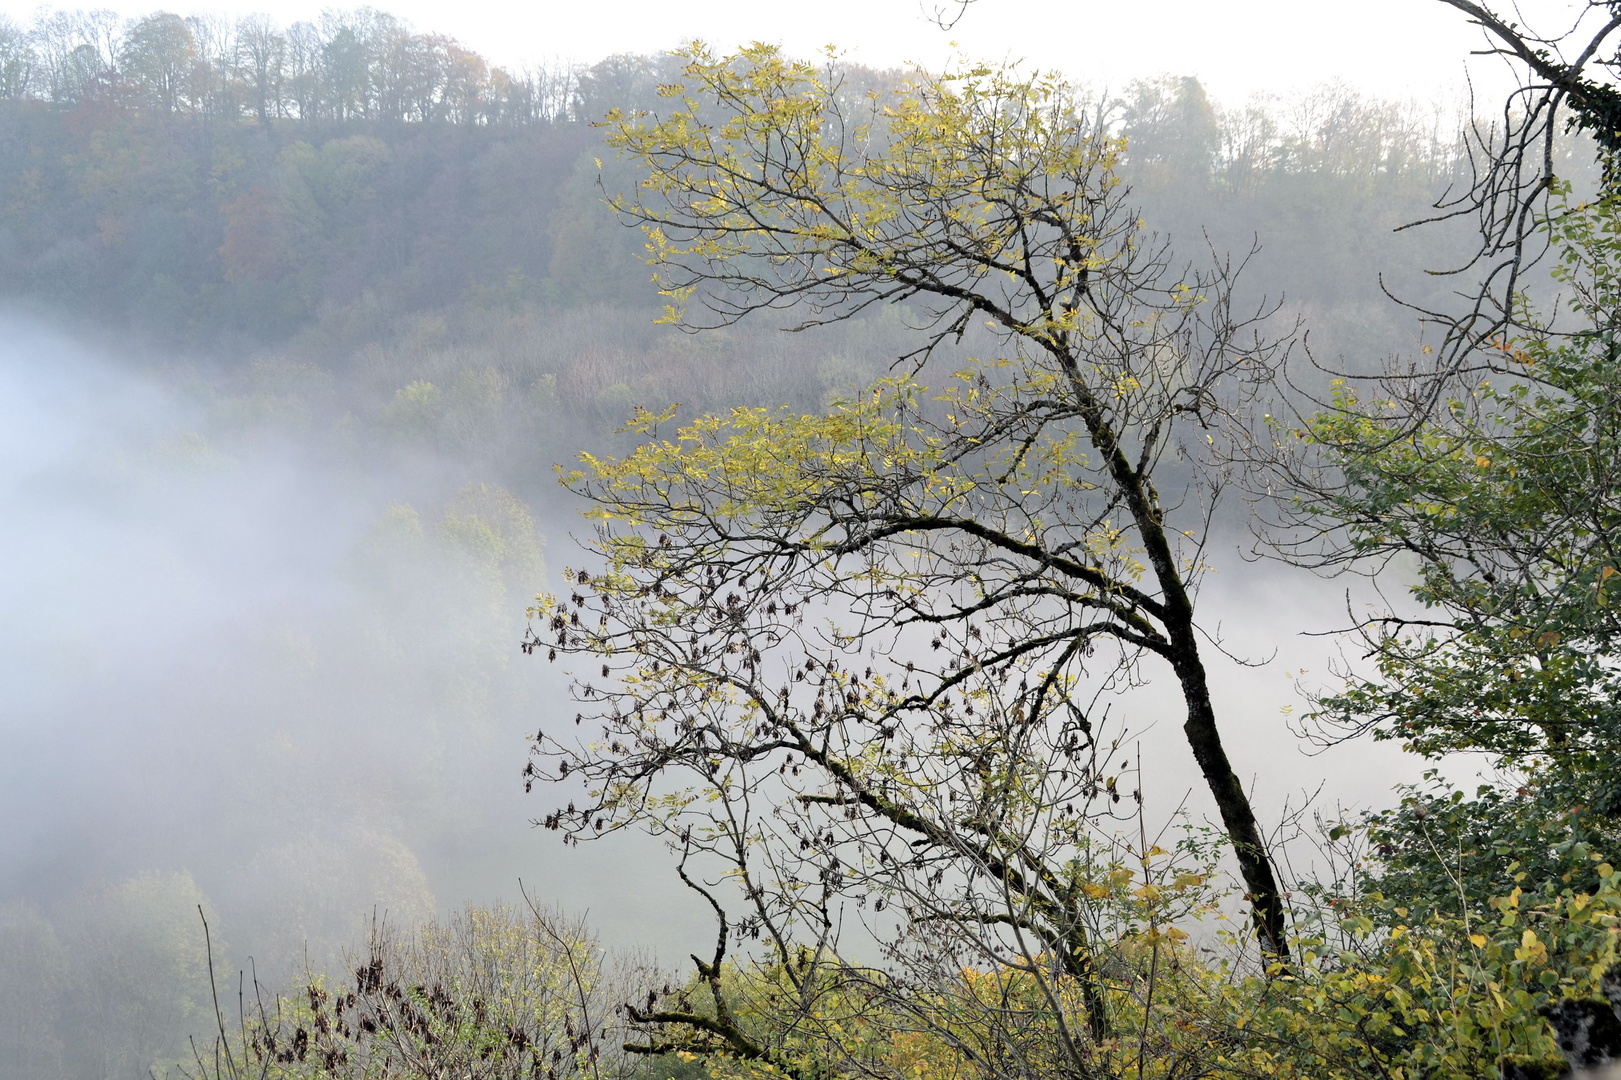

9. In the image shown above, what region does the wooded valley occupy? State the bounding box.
[3,5,1619,1080]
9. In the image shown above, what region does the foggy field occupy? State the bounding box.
[3,3,1619,1078]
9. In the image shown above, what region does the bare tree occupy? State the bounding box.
[234,14,285,124]
[1391,2,1621,398]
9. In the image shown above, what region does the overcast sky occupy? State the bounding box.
[2,0,1588,106]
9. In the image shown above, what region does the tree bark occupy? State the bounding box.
[1167,625,1290,959]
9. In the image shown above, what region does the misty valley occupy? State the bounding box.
[3,5,1621,1080]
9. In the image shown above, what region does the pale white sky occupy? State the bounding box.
[4,0,1586,106]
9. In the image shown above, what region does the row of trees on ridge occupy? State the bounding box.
[0,6,579,123]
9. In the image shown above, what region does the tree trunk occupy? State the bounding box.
[1168,623,1290,960]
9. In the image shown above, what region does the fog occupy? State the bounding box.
[0,316,712,975]
[0,6,1541,1071]
[0,306,1444,1076]
[0,303,1430,937]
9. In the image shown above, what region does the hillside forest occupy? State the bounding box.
[2,4,1620,1080]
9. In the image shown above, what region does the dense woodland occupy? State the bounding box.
[3,5,1620,1080]
[0,7,1490,437]
[0,22,1501,529]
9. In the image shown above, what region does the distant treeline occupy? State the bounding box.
[0,6,582,124]
[1,8,1571,362]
